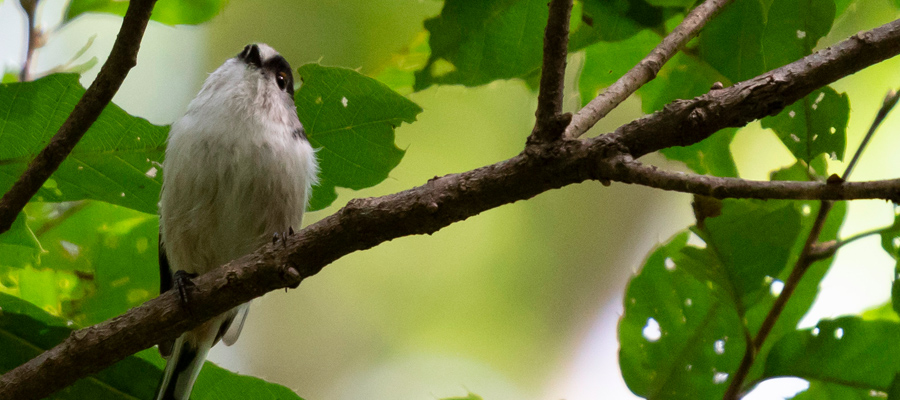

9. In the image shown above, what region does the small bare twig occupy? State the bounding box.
[528,0,574,144]
[565,0,734,138]
[843,89,900,179]
[19,0,41,81]
[0,0,158,234]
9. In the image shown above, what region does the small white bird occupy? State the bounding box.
[156,43,318,400]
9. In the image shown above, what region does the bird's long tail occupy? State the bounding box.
[155,332,215,400]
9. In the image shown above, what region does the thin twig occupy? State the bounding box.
[843,89,900,180]
[4,17,900,400]
[528,0,573,144]
[19,0,40,82]
[565,0,734,138]
[724,201,834,399]
[604,158,900,202]
[0,0,158,235]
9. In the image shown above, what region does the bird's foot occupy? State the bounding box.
[271,226,295,248]
[173,270,198,313]
[272,227,302,290]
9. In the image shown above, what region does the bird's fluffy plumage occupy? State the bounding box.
[156,43,317,400]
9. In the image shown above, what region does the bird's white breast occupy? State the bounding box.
[159,60,317,275]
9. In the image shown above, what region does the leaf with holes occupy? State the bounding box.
[761,86,849,164]
[620,195,844,398]
[764,317,900,393]
[619,232,747,399]
[762,0,835,71]
[296,64,421,211]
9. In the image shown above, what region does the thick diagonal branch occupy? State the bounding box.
[565,0,734,138]
[0,0,158,234]
[529,0,573,143]
[3,14,900,400]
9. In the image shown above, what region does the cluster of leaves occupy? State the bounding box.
[1,0,899,399]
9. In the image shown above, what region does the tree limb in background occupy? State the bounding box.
[529,0,573,143]
[0,0,158,234]
[565,0,734,138]
[3,16,900,399]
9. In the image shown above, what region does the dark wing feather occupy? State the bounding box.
[158,232,174,357]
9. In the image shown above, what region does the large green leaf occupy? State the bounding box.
[568,0,666,49]
[414,0,669,90]
[761,86,849,164]
[702,199,802,301]
[620,192,845,398]
[0,74,167,214]
[296,64,422,211]
[762,0,835,71]
[619,232,747,399]
[0,292,304,399]
[579,30,659,107]
[765,317,900,393]
[697,0,766,82]
[65,0,227,25]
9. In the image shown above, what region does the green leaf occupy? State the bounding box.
[619,232,747,399]
[0,212,43,267]
[761,86,849,164]
[790,381,877,400]
[702,199,802,301]
[0,74,167,214]
[765,317,900,392]
[579,30,659,107]
[0,292,304,399]
[880,207,900,260]
[762,0,835,71]
[415,0,667,90]
[760,0,843,166]
[414,0,550,90]
[861,301,900,322]
[296,64,421,211]
[661,129,739,177]
[65,0,227,25]
[697,0,766,82]
[620,193,845,398]
[568,0,665,50]
[890,374,900,399]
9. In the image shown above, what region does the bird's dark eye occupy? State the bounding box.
[276,72,287,91]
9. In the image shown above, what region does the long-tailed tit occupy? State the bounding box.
[155,43,318,400]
